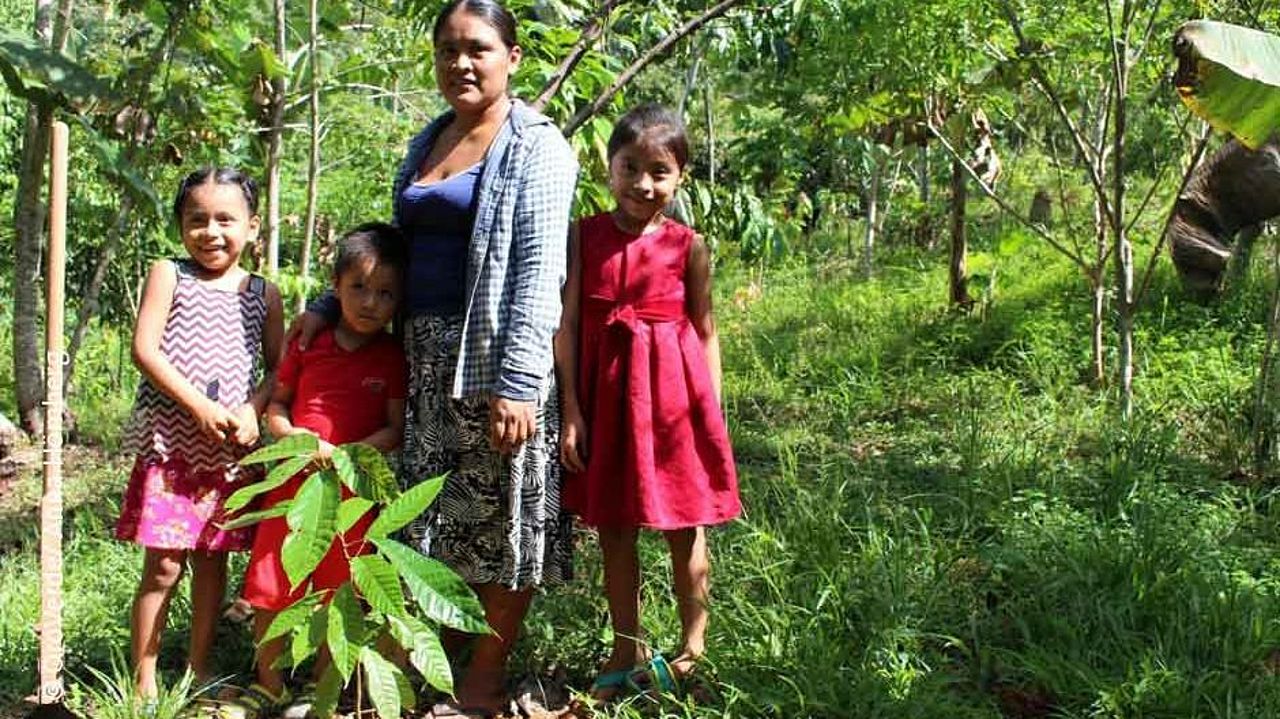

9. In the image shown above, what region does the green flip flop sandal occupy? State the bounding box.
[626,653,678,696]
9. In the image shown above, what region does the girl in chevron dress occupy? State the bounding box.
[115,167,284,698]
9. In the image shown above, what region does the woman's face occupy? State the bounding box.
[433,9,521,115]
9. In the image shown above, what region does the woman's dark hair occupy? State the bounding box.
[607,103,690,169]
[433,0,518,48]
[334,222,407,279]
[172,167,259,220]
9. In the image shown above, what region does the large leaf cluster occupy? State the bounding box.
[229,436,487,719]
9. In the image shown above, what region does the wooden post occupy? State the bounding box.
[38,120,68,706]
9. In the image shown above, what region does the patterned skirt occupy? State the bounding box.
[400,314,573,589]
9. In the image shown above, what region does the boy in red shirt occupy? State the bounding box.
[227,223,407,719]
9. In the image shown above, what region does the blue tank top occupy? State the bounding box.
[397,162,483,315]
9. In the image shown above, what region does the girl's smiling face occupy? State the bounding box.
[433,8,521,115]
[178,181,259,275]
[608,133,683,230]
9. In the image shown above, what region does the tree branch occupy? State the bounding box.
[531,0,632,112]
[562,0,746,137]
[1134,121,1212,305]
[997,0,1116,231]
[928,121,1087,268]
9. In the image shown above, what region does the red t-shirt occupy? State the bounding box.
[276,328,408,445]
[242,328,406,611]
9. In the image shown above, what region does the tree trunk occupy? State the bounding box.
[704,83,716,186]
[264,0,287,275]
[1090,196,1107,386]
[918,142,930,205]
[65,194,133,396]
[12,0,60,437]
[299,0,320,313]
[863,156,881,278]
[949,156,971,306]
[1112,21,1133,418]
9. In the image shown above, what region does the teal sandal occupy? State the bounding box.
[589,667,635,700]
[626,653,679,696]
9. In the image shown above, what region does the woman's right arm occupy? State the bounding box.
[287,292,340,351]
[132,260,237,442]
[554,222,587,472]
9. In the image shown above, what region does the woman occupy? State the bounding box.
[297,1,578,714]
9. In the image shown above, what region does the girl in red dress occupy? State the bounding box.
[556,103,741,698]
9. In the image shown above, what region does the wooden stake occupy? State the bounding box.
[39,120,68,706]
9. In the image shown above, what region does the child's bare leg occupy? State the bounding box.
[131,548,188,697]
[598,526,643,672]
[663,527,709,673]
[187,550,227,683]
[251,609,286,696]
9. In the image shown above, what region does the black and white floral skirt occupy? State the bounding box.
[400,314,573,589]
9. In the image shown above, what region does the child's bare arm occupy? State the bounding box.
[685,234,723,401]
[554,223,587,472]
[554,223,583,415]
[132,260,236,442]
[356,398,407,453]
[264,382,299,440]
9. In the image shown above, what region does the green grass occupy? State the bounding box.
[5,229,1280,717]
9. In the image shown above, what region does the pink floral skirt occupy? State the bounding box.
[114,454,255,551]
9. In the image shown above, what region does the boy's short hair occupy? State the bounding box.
[334,222,407,279]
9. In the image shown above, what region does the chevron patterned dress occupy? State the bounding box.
[115,260,267,551]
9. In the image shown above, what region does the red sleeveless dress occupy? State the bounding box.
[564,213,740,529]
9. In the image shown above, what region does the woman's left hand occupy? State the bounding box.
[489,397,536,454]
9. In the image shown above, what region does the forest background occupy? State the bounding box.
[5,0,1280,716]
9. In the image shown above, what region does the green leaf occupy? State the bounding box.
[261,592,322,643]
[388,614,453,694]
[281,471,340,589]
[360,646,407,719]
[0,31,113,109]
[312,663,343,719]
[367,475,445,539]
[219,500,291,531]
[1175,20,1280,148]
[351,554,406,616]
[240,433,320,466]
[225,453,312,512]
[327,583,365,682]
[340,443,399,502]
[336,496,375,534]
[331,445,358,491]
[374,538,489,634]
[287,605,327,668]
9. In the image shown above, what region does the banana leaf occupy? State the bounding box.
[1174,20,1280,149]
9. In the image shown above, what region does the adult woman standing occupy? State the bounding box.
[298,1,578,714]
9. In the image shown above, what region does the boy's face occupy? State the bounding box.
[334,257,401,336]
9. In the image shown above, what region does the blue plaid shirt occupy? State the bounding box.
[394,100,579,401]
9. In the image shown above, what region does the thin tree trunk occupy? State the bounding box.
[949,157,971,306]
[705,83,715,186]
[299,0,320,313]
[264,0,287,275]
[13,0,66,437]
[1110,3,1134,417]
[66,194,133,395]
[863,156,881,278]
[918,142,930,205]
[1091,196,1107,385]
